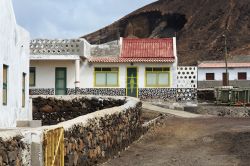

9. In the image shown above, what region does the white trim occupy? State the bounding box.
[30,55,80,60]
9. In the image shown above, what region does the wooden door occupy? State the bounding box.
[126,67,138,97]
[55,68,67,95]
[223,73,229,86]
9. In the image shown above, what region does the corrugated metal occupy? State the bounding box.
[120,38,174,58]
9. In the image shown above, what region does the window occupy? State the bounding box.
[145,67,170,87]
[206,73,214,80]
[29,67,36,86]
[22,73,26,107]
[94,67,119,87]
[238,72,247,80]
[3,65,8,105]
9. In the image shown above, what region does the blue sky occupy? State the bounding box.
[12,0,156,39]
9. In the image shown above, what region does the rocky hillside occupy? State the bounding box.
[82,0,250,65]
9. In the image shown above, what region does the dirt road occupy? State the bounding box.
[103,117,250,166]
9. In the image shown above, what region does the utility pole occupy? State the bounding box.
[222,34,229,86]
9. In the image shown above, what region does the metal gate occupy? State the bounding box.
[43,127,64,166]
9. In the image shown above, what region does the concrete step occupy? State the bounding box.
[16,120,42,127]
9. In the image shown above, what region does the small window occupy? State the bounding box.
[3,65,8,105]
[238,72,247,80]
[206,73,214,80]
[22,73,26,107]
[29,67,36,86]
[94,67,119,87]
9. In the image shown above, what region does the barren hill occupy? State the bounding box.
[82,0,250,65]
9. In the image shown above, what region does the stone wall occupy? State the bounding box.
[139,88,197,101]
[0,131,30,166]
[32,96,126,125]
[91,40,120,57]
[48,96,143,165]
[0,96,143,166]
[30,88,126,96]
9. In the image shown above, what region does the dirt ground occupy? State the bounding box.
[141,108,175,123]
[102,117,250,166]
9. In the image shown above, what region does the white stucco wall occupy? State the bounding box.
[30,61,177,89]
[0,0,30,127]
[81,62,176,88]
[198,67,250,81]
[30,60,76,89]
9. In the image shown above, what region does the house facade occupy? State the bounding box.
[198,60,250,89]
[0,0,30,127]
[30,37,196,101]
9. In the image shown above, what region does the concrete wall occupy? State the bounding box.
[0,0,30,127]
[198,67,250,88]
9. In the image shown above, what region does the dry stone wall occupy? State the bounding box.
[0,132,30,166]
[50,96,143,166]
[32,96,125,126]
[0,96,143,166]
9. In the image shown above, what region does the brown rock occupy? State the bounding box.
[73,151,78,165]
[40,105,53,113]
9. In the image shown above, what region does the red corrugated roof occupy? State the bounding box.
[198,62,250,68]
[88,38,175,63]
[120,38,174,59]
[88,57,175,63]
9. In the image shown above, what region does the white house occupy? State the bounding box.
[30,38,185,100]
[198,60,250,89]
[0,0,30,127]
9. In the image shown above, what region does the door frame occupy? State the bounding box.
[126,66,138,97]
[55,67,67,95]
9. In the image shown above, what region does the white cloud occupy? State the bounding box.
[12,0,157,39]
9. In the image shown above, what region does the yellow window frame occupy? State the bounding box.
[145,67,171,87]
[94,67,119,87]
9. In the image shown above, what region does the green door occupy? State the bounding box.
[55,68,67,95]
[126,67,138,97]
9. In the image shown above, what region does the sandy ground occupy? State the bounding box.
[102,117,250,166]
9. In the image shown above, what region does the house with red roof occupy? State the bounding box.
[30,37,193,100]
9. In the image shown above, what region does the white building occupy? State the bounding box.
[0,0,30,127]
[30,38,187,100]
[198,60,250,89]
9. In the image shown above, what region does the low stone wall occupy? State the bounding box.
[52,96,143,165]
[32,96,125,125]
[0,96,143,166]
[0,131,30,166]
